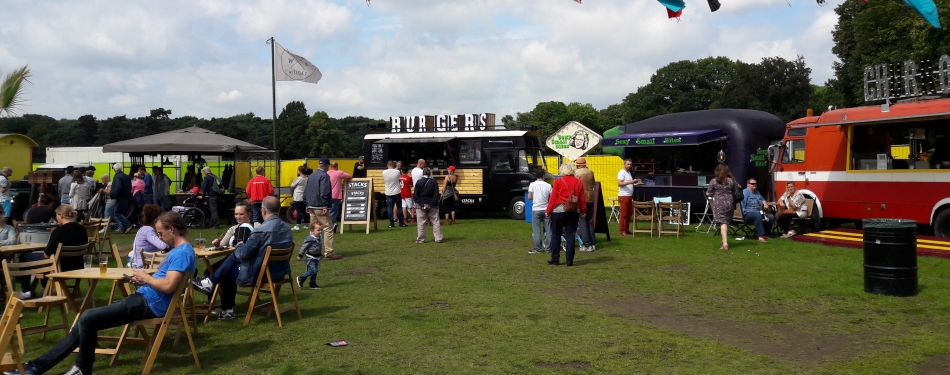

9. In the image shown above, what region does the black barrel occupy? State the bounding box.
[863,218,918,297]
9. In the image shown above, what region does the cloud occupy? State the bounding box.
[214,90,244,103]
[1,0,848,122]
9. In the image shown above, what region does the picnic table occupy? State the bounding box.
[0,243,47,255]
[194,247,235,319]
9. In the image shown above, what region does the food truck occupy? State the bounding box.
[601,109,786,218]
[773,97,950,236]
[362,113,547,219]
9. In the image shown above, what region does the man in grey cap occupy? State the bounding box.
[305,158,342,260]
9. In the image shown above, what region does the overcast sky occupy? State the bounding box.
[1,0,847,122]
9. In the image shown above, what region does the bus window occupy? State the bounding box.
[492,152,516,171]
[784,139,805,163]
[460,140,481,164]
[520,149,545,172]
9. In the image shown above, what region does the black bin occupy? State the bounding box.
[863,218,918,297]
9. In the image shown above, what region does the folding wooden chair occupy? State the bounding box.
[96,217,113,254]
[53,243,93,299]
[1,259,70,342]
[657,201,685,238]
[112,272,200,374]
[0,298,26,375]
[82,222,101,256]
[108,244,135,304]
[632,201,656,237]
[242,245,301,327]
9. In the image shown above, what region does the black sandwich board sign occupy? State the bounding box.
[341,178,377,234]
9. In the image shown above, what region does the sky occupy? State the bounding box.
[1,0,848,122]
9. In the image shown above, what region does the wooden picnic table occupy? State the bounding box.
[193,247,235,319]
[0,243,47,255]
[47,268,157,357]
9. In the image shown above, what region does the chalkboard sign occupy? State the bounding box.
[341,178,376,234]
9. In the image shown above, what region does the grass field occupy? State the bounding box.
[13,214,950,374]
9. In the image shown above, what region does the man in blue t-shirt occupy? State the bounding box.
[741,178,774,242]
[17,211,196,375]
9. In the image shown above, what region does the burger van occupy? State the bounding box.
[362,113,547,219]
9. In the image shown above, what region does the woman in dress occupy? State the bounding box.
[706,164,740,251]
[69,171,90,220]
[128,204,168,268]
[546,163,586,266]
[441,166,458,225]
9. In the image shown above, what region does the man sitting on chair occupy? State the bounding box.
[192,196,293,320]
[741,178,774,243]
[12,211,196,375]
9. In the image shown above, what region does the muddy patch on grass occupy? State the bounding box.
[554,287,880,364]
[535,361,590,370]
[918,353,950,375]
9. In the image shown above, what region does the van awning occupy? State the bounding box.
[374,137,456,144]
[601,129,726,147]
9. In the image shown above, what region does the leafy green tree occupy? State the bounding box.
[275,101,312,159]
[332,116,382,157]
[77,115,98,145]
[808,81,846,116]
[831,0,950,107]
[45,119,87,147]
[599,104,626,128]
[308,111,343,158]
[565,102,603,133]
[501,114,516,129]
[620,57,740,123]
[0,65,31,117]
[717,56,813,122]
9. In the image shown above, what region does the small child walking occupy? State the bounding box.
[296,221,325,289]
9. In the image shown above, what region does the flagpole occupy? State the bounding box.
[268,37,280,198]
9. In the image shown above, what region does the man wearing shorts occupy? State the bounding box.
[400,167,414,223]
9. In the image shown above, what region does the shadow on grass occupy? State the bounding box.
[299,305,349,317]
[573,256,615,266]
[136,339,276,372]
[339,249,375,257]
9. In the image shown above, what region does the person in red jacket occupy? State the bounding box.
[246,166,274,224]
[545,163,586,267]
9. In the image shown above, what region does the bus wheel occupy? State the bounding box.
[508,196,526,220]
[933,209,950,238]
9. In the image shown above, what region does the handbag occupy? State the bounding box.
[731,181,744,204]
[564,180,580,212]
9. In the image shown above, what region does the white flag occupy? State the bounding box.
[274,42,322,84]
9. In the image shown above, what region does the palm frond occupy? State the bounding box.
[0,65,32,117]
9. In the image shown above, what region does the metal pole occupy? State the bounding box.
[269,37,280,197]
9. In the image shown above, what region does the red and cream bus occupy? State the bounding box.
[773,98,950,236]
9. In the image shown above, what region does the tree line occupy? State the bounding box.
[2,0,946,160]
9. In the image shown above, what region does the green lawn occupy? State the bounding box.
[15,215,950,374]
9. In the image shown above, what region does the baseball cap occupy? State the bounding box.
[447,166,456,171]
[319,158,331,165]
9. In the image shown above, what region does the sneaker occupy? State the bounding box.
[16,291,32,300]
[310,284,321,290]
[388,224,395,228]
[192,278,214,296]
[296,276,305,288]
[292,225,300,231]
[399,223,408,227]
[325,254,343,260]
[218,309,235,320]
[4,363,36,375]
[416,240,425,244]
[528,249,542,254]
[588,245,596,252]
[63,366,86,375]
